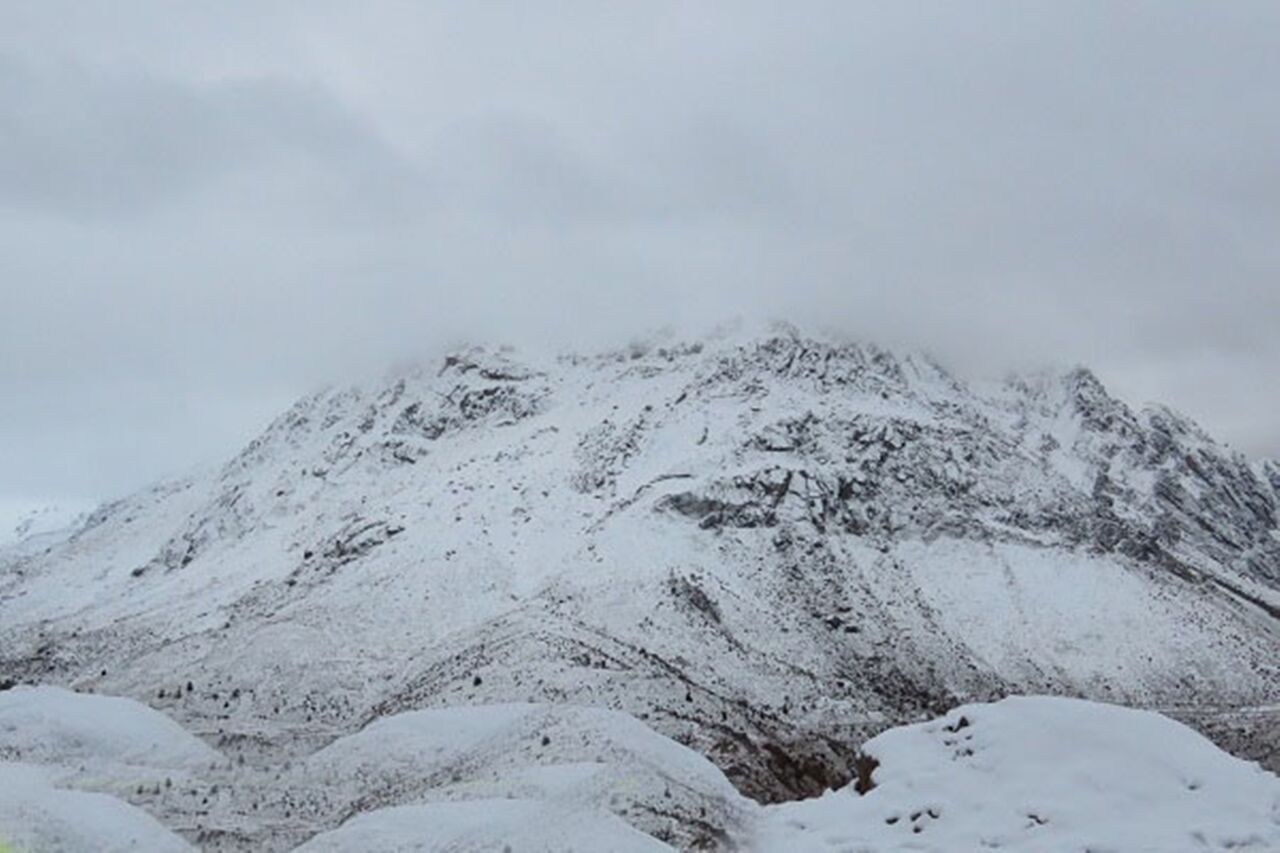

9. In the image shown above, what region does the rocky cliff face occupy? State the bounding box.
[2,324,1278,849]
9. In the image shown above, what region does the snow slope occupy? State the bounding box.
[1,324,1278,848]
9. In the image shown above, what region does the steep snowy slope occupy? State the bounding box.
[1,324,1278,848]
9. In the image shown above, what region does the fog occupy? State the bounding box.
[2,2,1278,508]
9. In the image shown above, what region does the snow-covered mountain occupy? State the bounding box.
[2,323,1278,849]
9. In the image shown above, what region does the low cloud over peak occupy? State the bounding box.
[1,2,1277,507]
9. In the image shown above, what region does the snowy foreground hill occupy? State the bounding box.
[2,323,1279,849]
[2,686,1277,851]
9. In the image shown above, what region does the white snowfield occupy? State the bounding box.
[1,686,1278,851]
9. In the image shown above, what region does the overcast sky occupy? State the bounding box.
[1,2,1278,512]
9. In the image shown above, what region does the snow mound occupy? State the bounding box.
[0,686,221,851]
[0,685,221,770]
[303,703,753,849]
[294,799,670,852]
[0,762,191,852]
[758,695,1280,851]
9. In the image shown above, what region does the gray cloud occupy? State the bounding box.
[1,1,1278,507]
[0,59,424,221]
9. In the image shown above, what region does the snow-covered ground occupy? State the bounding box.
[2,687,1277,851]
[760,695,1280,852]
